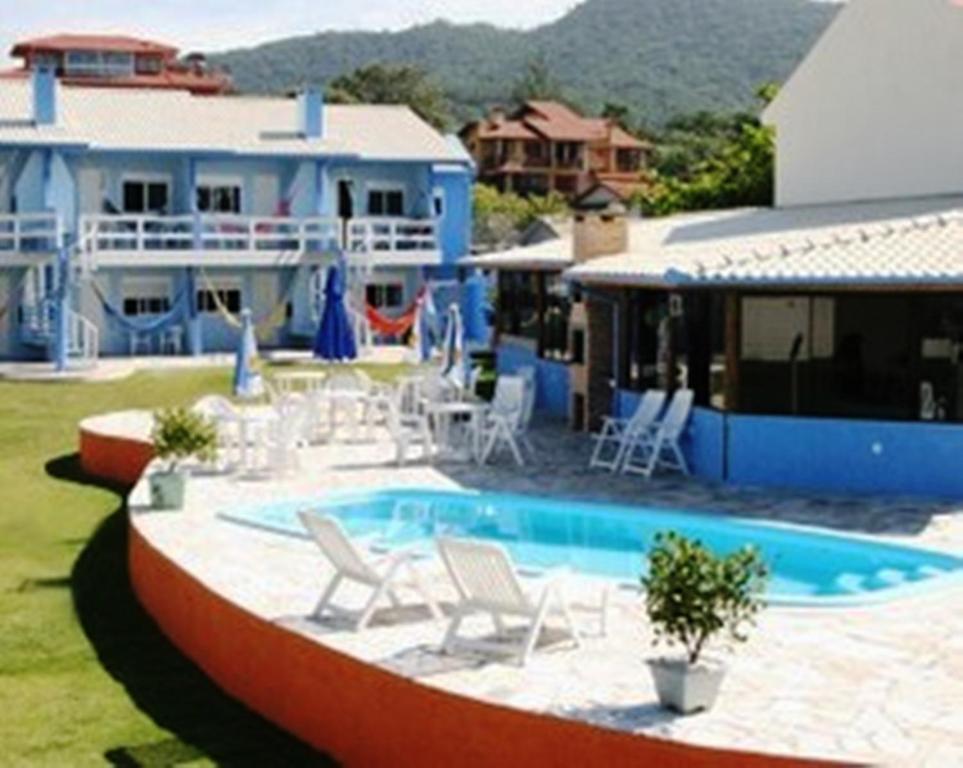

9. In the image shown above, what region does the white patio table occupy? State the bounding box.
[427,400,488,462]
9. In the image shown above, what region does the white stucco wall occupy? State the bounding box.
[765,0,963,207]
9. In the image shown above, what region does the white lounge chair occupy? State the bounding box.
[298,512,441,631]
[589,390,667,471]
[621,388,694,478]
[480,376,528,466]
[437,536,580,666]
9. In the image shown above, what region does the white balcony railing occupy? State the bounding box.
[80,214,343,258]
[346,217,440,255]
[78,214,441,265]
[0,213,61,253]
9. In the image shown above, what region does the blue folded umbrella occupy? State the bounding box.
[313,264,358,361]
[234,308,262,398]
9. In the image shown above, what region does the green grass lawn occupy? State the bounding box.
[0,363,406,767]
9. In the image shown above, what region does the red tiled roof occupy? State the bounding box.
[0,66,230,95]
[473,119,539,141]
[11,34,178,58]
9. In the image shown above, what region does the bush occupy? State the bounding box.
[642,531,768,664]
[151,407,218,471]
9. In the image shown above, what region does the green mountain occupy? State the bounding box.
[210,0,840,127]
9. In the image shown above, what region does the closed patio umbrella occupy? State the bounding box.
[233,308,263,399]
[313,263,357,361]
[440,303,467,389]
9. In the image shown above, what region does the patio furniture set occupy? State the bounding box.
[190,366,539,478]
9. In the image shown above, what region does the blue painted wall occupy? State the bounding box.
[614,389,725,482]
[613,388,963,497]
[497,340,570,419]
[727,414,963,497]
[433,166,472,268]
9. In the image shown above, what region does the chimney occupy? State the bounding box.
[572,200,628,264]
[32,66,58,126]
[297,88,323,139]
[489,106,506,126]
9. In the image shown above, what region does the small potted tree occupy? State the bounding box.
[642,531,768,714]
[149,407,218,510]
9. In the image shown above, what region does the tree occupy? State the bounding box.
[473,184,568,249]
[601,102,631,128]
[510,54,563,105]
[636,86,777,216]
[327,63,451,131]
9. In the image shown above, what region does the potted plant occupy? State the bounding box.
[642,531,768,714]
[149,407,218,510]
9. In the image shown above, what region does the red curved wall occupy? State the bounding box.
[79,427,153,486]
[81,419,847,767]
[129,529,843,768]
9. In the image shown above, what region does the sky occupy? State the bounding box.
[0,0,578,65]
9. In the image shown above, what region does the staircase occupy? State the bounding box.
[19,263,99,369]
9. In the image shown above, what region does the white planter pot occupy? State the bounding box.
[149,469,187,510]
[648,656,726,714]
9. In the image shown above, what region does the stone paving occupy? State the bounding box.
[126,418,963,767]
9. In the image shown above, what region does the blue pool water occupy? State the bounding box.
[222,488,963,606]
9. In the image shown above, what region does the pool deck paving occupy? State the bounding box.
[123,416,963,766]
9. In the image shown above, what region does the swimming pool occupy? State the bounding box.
[222,488,963,606]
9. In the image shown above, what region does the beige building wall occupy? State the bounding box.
[764,0,963,207]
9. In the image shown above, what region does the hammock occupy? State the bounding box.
[364,288,425,338]
[199,268,297,342]
[92,281,189,335]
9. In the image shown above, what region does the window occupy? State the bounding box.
[122,281,171,317]
[122,179,170,214]
[366,283,404,309]
[197,183,242,214]
[619,289,664,392]
[65,50,133,77]
[497,271,539,341]
[367,188,404,217]
[135,56,163,74]
[196,287,242,314]
[432,188,445,218]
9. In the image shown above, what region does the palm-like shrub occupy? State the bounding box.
[151,407,218,471]
[642,531,768,665]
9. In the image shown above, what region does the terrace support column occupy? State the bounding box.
[186,157,203,356]
[52,241,70,372]
[724,292,741,412]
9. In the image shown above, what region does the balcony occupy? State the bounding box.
[79,214,441,268]
[0,213,61,259]
[80,214,341,268]
[344,218,441,266]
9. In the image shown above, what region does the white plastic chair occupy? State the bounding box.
[191,394,243,466]
[298,512,441,631]
[382,390,434,466]
[437,536,580,667]
[589,390,667,472]
[621,388,694,478]
[479,376,527,466]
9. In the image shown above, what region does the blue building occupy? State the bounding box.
[0,68,473,365]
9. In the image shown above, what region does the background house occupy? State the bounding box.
[2,34,231,95]
[460,101,650,200]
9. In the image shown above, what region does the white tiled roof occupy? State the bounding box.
[464,236,573,271]
[0,80,467,163]
[567,196,963,288]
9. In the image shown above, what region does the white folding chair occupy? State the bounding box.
[479,376,527,466]
[622,388,694,478]
[589,390,667,471]
[437,536,580,667]
[191,394,243,467]
[298,512,441,631]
